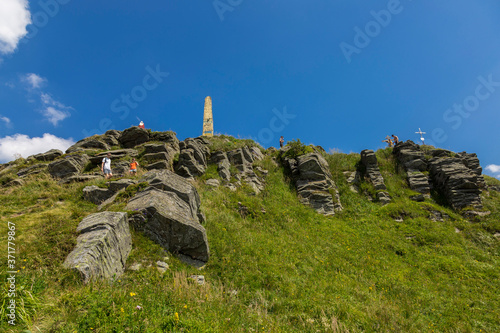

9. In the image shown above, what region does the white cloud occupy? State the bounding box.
[39,92,72,125]
[23,73,45,89]
[0,0,31,54]
[1,116,11,125]
[43,106,70,126]
[485,164,500,174]
[0,133,74,163]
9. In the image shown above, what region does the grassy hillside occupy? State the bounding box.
[0,146,499,332]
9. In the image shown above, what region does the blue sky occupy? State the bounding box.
[0,0,499,178]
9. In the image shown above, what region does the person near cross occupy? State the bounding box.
[391,134,399,145]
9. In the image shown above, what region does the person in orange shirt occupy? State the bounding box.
[129,158,139,175]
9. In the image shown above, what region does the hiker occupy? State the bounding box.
[382,136,393,148]
[129,158,139,175]
[101,153,113,179]
[139,121,145,129]
[279,136,284,148]
[391,134,399,145]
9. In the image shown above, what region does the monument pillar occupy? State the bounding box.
[202,96,214,137]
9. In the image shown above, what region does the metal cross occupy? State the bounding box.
[415,128,426,144]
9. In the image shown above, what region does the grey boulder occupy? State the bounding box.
[63,212,132,283]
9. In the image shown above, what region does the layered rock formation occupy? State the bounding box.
[118,126,150,148]
[360,149,391,204]
[283,152,342,216]
[428,157,483,210]
[175,137,210,178]
[393,141,431,197]
[227,146,265,194]
[126,187,209,263]
[64,212,132,283]
[48,154,89,179]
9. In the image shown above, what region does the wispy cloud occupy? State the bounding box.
[23,73,46,89]
[42,106,70,126]
[1,116,12,127]
[0,133,74,163]
[40,92,72,125]
[0,0,31,55]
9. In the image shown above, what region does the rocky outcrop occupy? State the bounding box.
[31,149,63,162]
[63,212,132,283]
[142,142,179,171]
[125,187,209,263]
[83,185,115,205]
[175,137,209,178]
[118,126,150,148]
[457,152,486,188]
[393,141,431,196]
[283,152,342,216]
[48,154,89,179]
[140,170,205,223]
[89,149,139,165]
[210,151,231,181]
[227,147,265,194]
[59,174,103,184]
[360,149,391,204]
[150,131,180,151]
[145,161,169,171]
[428,157,483,210]
[108,179,136,192]
[17,164,47,178]
[66,137,110,154]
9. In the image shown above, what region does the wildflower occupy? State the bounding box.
[136,305,142,310]
[130,292,136,297]
[183,305,187,309]
[121,308,124,313]
[174,312,179,322]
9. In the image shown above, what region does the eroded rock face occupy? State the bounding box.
[66,137,110,154]
[393,141,431,196]
[360,149,391,204]
[89,149,139,165]
[125,187,209,263]
[17,164,48,178]
[59,175,103,185]
[210,151,231,181]
[118,126,150,148]
[31,149,63,162]
[283,152,342,216]
[227,147,265,194]
[140,170,205,223]
[83,185,115,205]
[175,137,209,178]
[48,154,89,179]
[63,212,132,283]
[428,157,483,210]
[457,152,486,188]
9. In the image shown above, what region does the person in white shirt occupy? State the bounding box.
[101,153,113,179]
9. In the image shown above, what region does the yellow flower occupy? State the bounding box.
[130,292,136,297]
[183,305,187,309]
[174,312,179,322]
[121,308,124,313]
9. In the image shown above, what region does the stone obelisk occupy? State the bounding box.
[202,96,214,137]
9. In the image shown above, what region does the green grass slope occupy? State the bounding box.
[0,147,499,332]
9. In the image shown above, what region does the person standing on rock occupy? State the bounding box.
[101,153,113,179]
[392,134,399,146]
[279,136,285,148]
[129,158,139,175]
